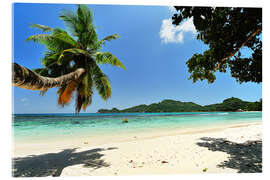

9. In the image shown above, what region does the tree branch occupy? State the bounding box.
[215,26,262,70]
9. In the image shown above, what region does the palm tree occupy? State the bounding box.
[25,4,125,113]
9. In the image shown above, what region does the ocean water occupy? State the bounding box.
[13,112,262,142]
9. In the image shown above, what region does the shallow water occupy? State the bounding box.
[13,112,262,142]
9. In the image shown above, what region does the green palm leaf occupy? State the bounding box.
[77,4,93,31]
[27,30,76,52]
[94,52,126,70]
[59,10,79,37]
[91,62,111,100]
[41,52,60,68]
[26,34,51,43]
[75,70,93,112]
[99,34,120,44]
[30,24,53,32]
[58,48,88,64]
[60,5,97,49]
[91,34,120,51]
[53,32,77,47]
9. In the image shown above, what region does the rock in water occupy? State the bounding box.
[122,118,128,123]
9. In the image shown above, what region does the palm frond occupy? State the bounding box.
[78,72,92,95]
[30,24,53,32]
[77,4,93,31]
[26,34,51,43]
[82,95,92,111]
[26,34,69,53]
[48,28,77,50]
[59,10,79,37]
[99,34,120,45]
[60,4,98,48]
[53,31,77,47]
[83,29,98,49]
[75,93,93,112]
[75,94,83,113]
[91,34,120,51]
[57,80,77,106]
[26,31,75,52]
[57,48,88,64]
[75,72,93,113]
[41,51,60,67]
[39,53,74,77]
[93,52,126,70]
[91,62,111,100]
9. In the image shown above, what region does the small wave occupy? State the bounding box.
[216,113,229,115]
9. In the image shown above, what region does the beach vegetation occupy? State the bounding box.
[171,7,262,84]
[25,5,125,112]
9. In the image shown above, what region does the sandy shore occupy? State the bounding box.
[12,122,262,176]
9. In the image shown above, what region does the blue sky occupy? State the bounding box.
[12,3,262,114]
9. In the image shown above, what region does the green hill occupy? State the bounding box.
[122,100,203,112]
[97,97,262,113]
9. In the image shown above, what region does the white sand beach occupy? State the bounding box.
[12,122,262,176]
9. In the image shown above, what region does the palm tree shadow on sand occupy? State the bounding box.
[12,147,118,177]
[196,137,262,173]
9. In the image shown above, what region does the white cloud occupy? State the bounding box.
[159,18,196,44]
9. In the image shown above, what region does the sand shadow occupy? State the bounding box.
[196,137,262,173]
[12,147,118,177]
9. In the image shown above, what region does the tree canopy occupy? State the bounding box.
[171,7,262,83]
[26,5,125,113]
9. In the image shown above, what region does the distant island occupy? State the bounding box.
[97,97,262,113]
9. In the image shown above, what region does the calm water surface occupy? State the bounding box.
[13,112,262,141]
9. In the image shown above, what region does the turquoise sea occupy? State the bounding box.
[13,112,262,142]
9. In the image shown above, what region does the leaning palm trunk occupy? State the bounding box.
[12,62,85,91]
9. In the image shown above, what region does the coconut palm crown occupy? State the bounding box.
[26,4,125,113]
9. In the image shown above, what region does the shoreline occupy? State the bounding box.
[13,121,262,176]
[13,120,261,142]
[13,111,262,116]
[13,121,262,154]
